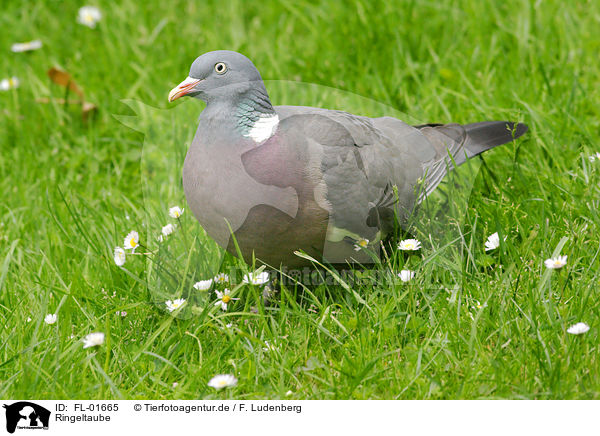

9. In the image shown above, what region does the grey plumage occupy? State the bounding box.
[169,51,528,268]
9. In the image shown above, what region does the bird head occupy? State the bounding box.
[168,50,266,104]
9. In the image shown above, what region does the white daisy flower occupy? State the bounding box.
[242,271,270,286]
[168,206,184,218]
[484,232,505,251]
[353,237,369,251]
[471,300,488,310]
[172,382,179,388]
[207,374,237,390]
[44,313,57,325]
[161,223,175,237]
[26,317,32,323]
[123,230,139,252]
[193,279,213,291]
[214,273,229,284]
[165,298,186,312]
[214,288,239,311]
[82,332,105,348]
[11,40,43,53]
[225,323,233,329]
[567,322,590,335]
[398,238,421,251]
[77,6,102,28]
[544,255,567,269]
[588,152,600,162]
[398,270,415,282]
[0,77,19,91]
[113,247,126,266]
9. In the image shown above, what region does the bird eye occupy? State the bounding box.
[214,62,227,74]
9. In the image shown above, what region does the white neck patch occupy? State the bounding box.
[245,114,279,143]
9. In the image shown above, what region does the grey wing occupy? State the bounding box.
[274,110,406,254]
[275,107,469,250]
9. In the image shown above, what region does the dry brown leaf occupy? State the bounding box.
[47,67,84,98]
[42,68,97,121]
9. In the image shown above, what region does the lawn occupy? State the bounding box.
[1,0,599,399]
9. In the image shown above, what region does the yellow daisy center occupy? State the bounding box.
[130,238,137,247]
[405,243,414,249]
[359,239,368,247]
[222,295,231,304]
[8,78,16,86]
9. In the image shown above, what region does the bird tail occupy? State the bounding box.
[413,120,528,198]
[463,121,528,158]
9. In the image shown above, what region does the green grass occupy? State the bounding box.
[1,0,600,399]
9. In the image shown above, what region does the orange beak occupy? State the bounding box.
[168,76,202,102]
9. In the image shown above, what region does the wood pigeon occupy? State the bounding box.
[168,50,527,268]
